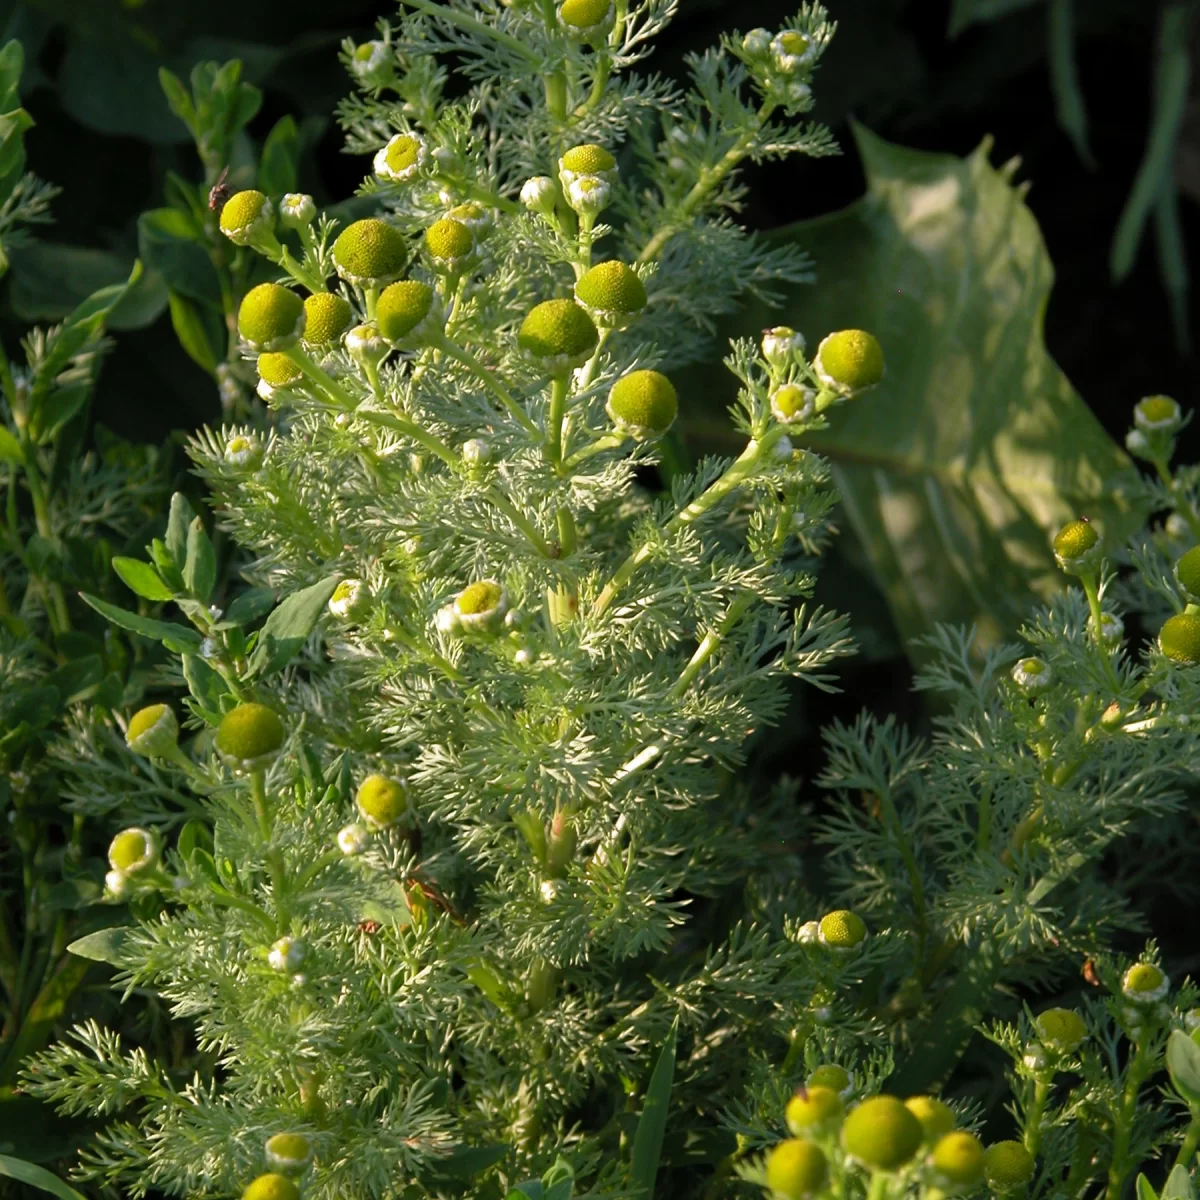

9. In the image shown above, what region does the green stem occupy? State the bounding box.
[563,432,627,470]
[578,327,611,390]
[670,593,753,698]
[545,374,569,467]
[636,101,777,265]
[284,345,359,410]
[1151,454,1200,542]
[576,56,612,116]
[482,487,554,557]
[400,0,541,62]
[976,783,992,854]
[1106,1035,1153,1200]
[250,770,289,933]
[431,334,539,436]
[22,454,70,636]
[1024,1078,1051,1160]
[866,1174,891,1200]
[354,409,459,469]
[545,69,568,125]
[877,785,927,963]
[1174,1112,1200,1172]
[592,425,786,616]
[1078,570,1122,692]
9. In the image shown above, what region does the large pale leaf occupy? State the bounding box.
[683,123,1144,657]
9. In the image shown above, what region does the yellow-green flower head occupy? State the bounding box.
[1034,1007,1087,1053]
[242,1174,301,1200]
[1052,518,1101,574]
[355,773,410,829]
[264,1132,312,1175]
[1159,611,1200,664]
[328,578,369,620]
[558,143,617,188]
[764,1139,827,1200]
[1133,393,1182,434]
[1122,962,1169,1004]
[219,190,274,246]
[225,434,263,469]
[108,827,161,874]
[214,702,286,771]
[446,201,492,239]
[815,330,885,396]
[376,280,439,345]
[930,1131,985,1190]
[521,176,558,214]
[574,260,647,329]
[268,935,306,973]
[424,217,474,272]
[374,132,428,183]
[559,0,615,41]
[338,822,370,855]
[344,322,387,367]
[841,1095,924,1173]
[762,325,806,369]
[104,868,132,901]
[770,382,816,425]
[302,292,354,348]
[518,299,599,375]
[1174,545,1200,602]
[566,174,611,216]
[784,1085,844,1136]
[350,39,392,86]
[984,1140,1035,1190]
[126,703,179,757]
[606,369,678,440]
[771,29,816,75]
[453,579,509,633]
[332,218,409,288]
[279,193,316,228]
[817,909,867,950]
[238,283,306,353]
[806,1064,853,1098]
[904,1095,955,1143]
[1011,656,1053,694]
[256,352,303,402]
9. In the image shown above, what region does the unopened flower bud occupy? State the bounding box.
[214,702,286,771]
[1034,1006,1087,1053]
[374,132,427,183]
[1052,518,1100,575]
[1133,393,1182,434]
[770,382,815,425]
[1174,545,1200,602]
[566,175,610,216]
[742,27,772,59]
[762,325,806,369]
[606,369,677,440]
[1089,611,1123,645]
[841,1095,923,1172]
[559,0,615,43]
[377,280,440,345]
[1011,656,1053,693]
[238,284,305,353]
[815,330,884,396]
[225,434,263,469]
[126,704,180,758]
[462,438,492,467]
[521,175,558,214]
[764,1139,827,1199]
[104,869,132,901]
[331,218,408,288]
[242,1173,301,1200]
[558,143,617,190]
[269,936,306,973]
[337,822,370,855]
[108,827,161,875]
[806,1064,854,1099]
[771,30,816,75]
[453,580,509,633]
[328,578,369,620]
[1122,962,1169,1004]
[279,193,316,228]
[264,1132,312,1175]
[344,322,388,367]
[817,909,867,950]
[355,773,410,829]
[349,40,393,87]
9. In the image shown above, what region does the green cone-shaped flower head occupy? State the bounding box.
[1122,961,1169,1003]
[257,353,303,387]
[574,260,647,328]
[904,1095,955,1143]
[238,283,305,353]
[108,827,161,874]
[560,0,615,41]
[606,370,677,440]
[841,1095,923,1173]
[1159,612,1200,665]
[424,217,474,271]
[785,1085,843,1136]
[1011,656,1053,694]
[1174,545,1200,602]
[558,143,617,187]
[126,703,179,757]
[518,299,598,375]
[219,190,274,246]
[931,1131,985,1189]
[817,909,867,949]
[1052,518,1100,574]
[1034,1007,1087,1053]
[764,1139,827,1200]
[215,702,286,770]
[302,292,354,348]
[453,580,509,633]
[984,1140,1035,1189]
[815,329,884,395]
[806,1064,852,1096]
[332,218,409,288]
[377,280,438,344]
[356,773,410,829]
[242,1174,301,1200]
[264,1132,312,1174]
[446,202,492,238]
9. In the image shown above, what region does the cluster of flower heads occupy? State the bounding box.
[754,1073,1033,1199]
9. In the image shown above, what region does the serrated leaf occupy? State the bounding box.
[112,556,175,602]
[1167,1030,1200,1107]
[184,516,216,601]
[79,592,202,653]
[684,123,1145,664]
[246,574,339,679]
[0,1155,87,1200]
[630,1017,677,1199]
[66,927,133,966]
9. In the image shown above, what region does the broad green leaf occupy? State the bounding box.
[686,124,1144,661]
[166,492,196,568]
[0,1154,87,1200]
[79,592,202,654]
[0,426,22,464]
[0,106,32,179]
[0,40,23,110]
[1166,1029,1200,1107]
[510,1186,543,1200]
[158,67,196,136]
[947,0,1041,36]
[1138,1176,1161,1200]
[258,114,300,196]
[630,1017,677,1199]
[0,955,90,1087]
[112,556,175,602]
[167,292,221,376]
[138,209,221,306]
[224,586,276,627]
[246,574,339,679]
[1163,1165,1194,1200]
[66,927,134,966]
[184,516,217,601]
